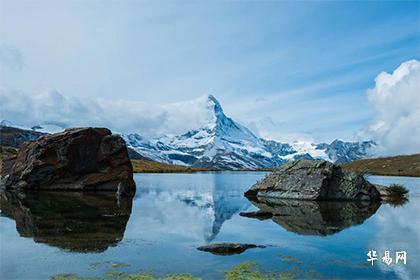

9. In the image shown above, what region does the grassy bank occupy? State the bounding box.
[341,154,420,177]
[131,159,211,173]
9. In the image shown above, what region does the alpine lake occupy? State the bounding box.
[1,172,419,280]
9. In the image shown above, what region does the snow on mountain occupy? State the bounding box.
[1,95,375,169]
[123,95,375,169]
[124,95,286,168]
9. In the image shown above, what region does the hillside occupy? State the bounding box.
[131,159,209,173]
[341,154,420,177]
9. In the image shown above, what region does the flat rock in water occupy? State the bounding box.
[239,211,273,220]
[197,243,264,256]
[245,160,380,201]
[1,127,135,194]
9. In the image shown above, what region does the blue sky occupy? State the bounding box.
[0,0,419,145]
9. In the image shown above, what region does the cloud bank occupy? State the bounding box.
[366,59,420,155]
[1,58,419,157]
[0,89,215,138]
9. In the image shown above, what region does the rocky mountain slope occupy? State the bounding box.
[123,95,375,169]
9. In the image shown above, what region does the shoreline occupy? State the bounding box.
[132,168,420,178]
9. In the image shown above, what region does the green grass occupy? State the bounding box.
[50,271,199,280]
[224,262,277,280]
[49,262,299,280]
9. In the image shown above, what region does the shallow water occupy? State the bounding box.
[0,173,419,279]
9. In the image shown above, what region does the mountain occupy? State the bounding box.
[1,95,376,170]
[123,95,376,169]
[0,124,146,161]
[0,125,46,148]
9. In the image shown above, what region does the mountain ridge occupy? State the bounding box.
[123,95,376,169]
[1,95,376,170]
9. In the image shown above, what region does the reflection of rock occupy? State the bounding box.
[2,127,135,194]
[197,242,265,255]
[248,196,381,236]
[239,211,273,220]
[245,160,380,201]
[0,190,133,252]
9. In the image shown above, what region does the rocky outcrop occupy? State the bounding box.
[0,190,133,252]
[245,160,380,201]
[247,196,380,236]
[197,243,265,255]
[1,127,135,193]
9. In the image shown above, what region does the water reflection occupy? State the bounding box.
[246,197,381,236]
[0,191,133,252]
[132,173,253,242]
[0,173,418,280]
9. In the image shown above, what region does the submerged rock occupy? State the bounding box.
[1,127,135,194]
[245,160,380,201]
[0,190,134,252]
[239,210,273,220]
[248,196,380,236]
[197,243,265,255]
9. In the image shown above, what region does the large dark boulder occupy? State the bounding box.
[1,127,135,193]
[245,160,380,201]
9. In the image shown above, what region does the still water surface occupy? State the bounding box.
[1,172,419,279]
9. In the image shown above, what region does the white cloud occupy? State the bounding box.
[0,89,215,137]
[366,59,420,155]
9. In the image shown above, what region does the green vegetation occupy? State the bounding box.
[382,184,409,207]
[50,271,199,280]
[386,184,409,196]
[49,262,299,280]
[341,154,420,177]
[224,262,286,280]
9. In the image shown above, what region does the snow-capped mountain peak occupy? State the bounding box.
[2,94,376,169]
[206,94,224,116]
[123,95,376,169]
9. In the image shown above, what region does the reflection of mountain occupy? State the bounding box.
[207,193,247,241]
[0,191,133,252]
[135,174,251,242]
[247,197,380,236]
